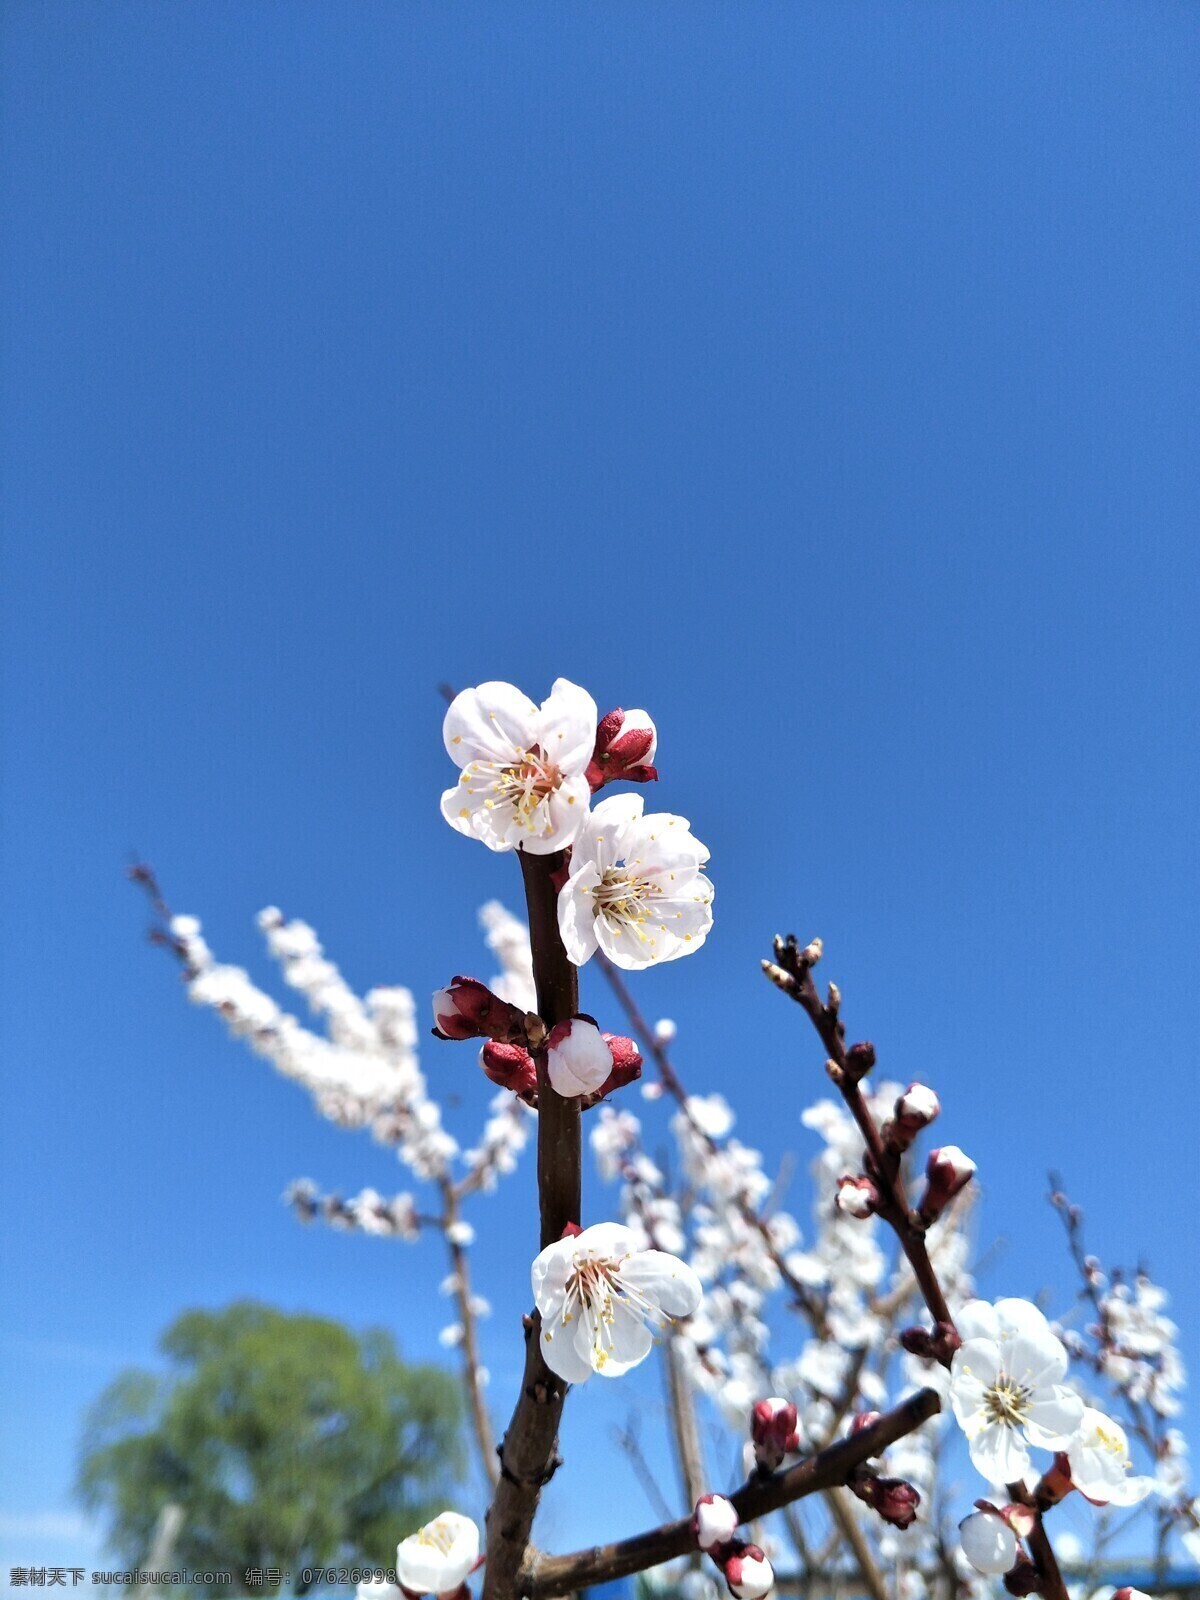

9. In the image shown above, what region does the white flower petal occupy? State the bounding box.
[620,1250,703,1318]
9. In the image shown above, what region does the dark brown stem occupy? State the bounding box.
[482,849,581,1600]
[520,1389,941,1597]
[765,944,955,1339]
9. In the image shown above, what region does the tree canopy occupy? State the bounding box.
[77,1301,464,1592]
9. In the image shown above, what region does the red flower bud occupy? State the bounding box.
[586,708,659,792]
[1003,1556,1042,1597]
[751,1397,800,1471]
[918,1145,975,1222]
[721,1542,774,1600]
[836,1174,880,1219]
[885,1083,941,1151]
[479,1040,538,1096]
[432,977,529,1044]
[850,1471,921,1529]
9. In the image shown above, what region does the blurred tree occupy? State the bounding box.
[77,1301,464,1593]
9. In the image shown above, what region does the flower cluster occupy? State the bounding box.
[440,680,713,971]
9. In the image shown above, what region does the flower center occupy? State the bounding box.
[984,1373,1033,1428]
[417,1518,459,1555]
[495,747,562,821]
[559,1249,665,1370]
[589,866,658,927]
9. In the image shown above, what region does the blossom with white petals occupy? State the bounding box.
[949,1298,1084,1482]
[531,1220,703,1382]
[558,794,714,969]
[394,1511,479,1596]
[440,679,597,854]
[1067,1407,1156,1506]
[958,1510,1018,1575]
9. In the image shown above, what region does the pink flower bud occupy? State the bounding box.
[751,1397,800,1471]
[919,1145,975,1221]
[587,708,659,791]
[835,1174,880,1219]
[721,1543,774,1600]
[887,1083,940,1149]
[692,1494,739,1554]
[432,977,528,1044]
[850,1410,882,1435]
[1113,1589,1154,1600]
[479,1040,538,1097]
[850,1473,921,1529]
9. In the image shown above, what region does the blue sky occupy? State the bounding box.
[3,0,1199,1584]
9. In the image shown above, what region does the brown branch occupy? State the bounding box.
[521,1388,941,1597]
[762,938,955,1340]
[439,1178,499,1488]
[664,1331,708,1510]
[481,848,581,1600]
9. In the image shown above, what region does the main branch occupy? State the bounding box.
[481,849,581,1600]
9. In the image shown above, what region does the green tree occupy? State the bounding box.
[77,1301,464,1592]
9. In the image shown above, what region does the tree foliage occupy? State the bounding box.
[77,1301,463,1592]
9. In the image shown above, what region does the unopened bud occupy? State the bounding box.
[919,1145,976,1222]
[899,1320,961,1365]
[959,1509,1018,1576]
[751,1397,800,1472]
[432,977,529,1045]
[850,1410,882,1436]
[850,1472,920,1529]
[761,960,796,995]
[827,982,841,1012]
[546,1017,615,1098]
[721,1543,774,1600]
[799,938,823,967]
[844,1041,876,1080]
[886,1083,941,1150]
[836,1174,881,1220]
[1003,1556,1042,1597]
[587,708,658,791]
[692,1494,739,1555]
[1112,1589,1154,1600]
[479,1040,538,1097]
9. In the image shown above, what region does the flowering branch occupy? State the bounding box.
[520,1388,941,1597]
[481,848,581,1600]
[761,936,956,1346]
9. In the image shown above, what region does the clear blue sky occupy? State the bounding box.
[3,0,1199,1583]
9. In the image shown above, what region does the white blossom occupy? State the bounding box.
[531,1220,702,1383]
[558,794,714,969]
[950,1298,1084,1482]
[440,678,596,854]
[394,1511,479,1596]
[1067,1407,1156,1506]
